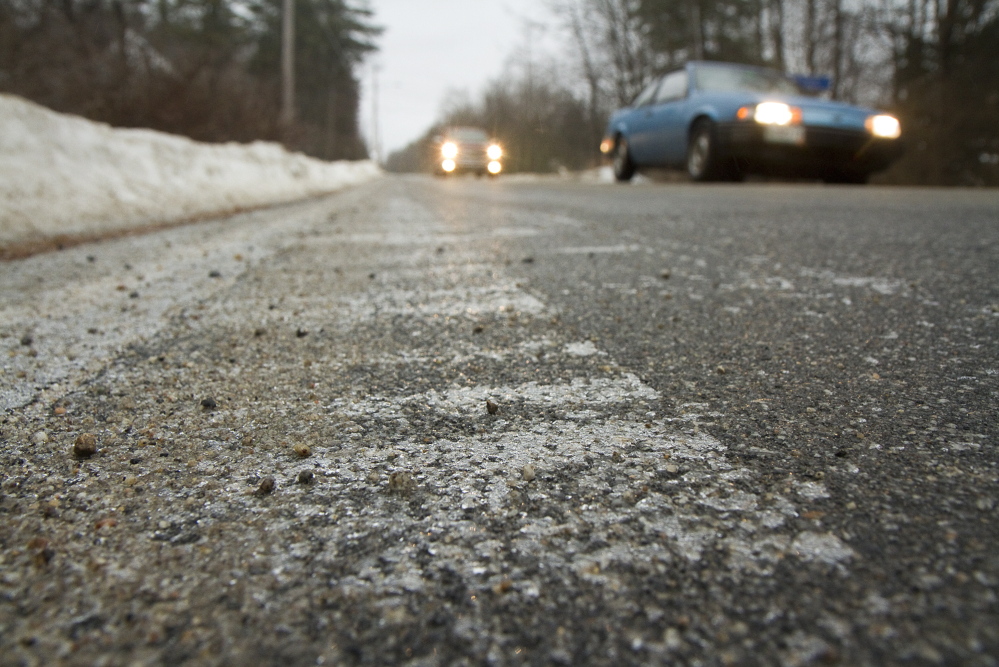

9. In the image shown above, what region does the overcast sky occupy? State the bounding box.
[358,0,560,159]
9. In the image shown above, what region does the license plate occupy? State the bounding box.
[764,125,806,145]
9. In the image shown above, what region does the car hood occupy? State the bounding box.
[714,91,881,130]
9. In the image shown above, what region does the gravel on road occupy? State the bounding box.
[1,177,998,666]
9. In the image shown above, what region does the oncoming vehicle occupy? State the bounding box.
[433,127,503,177]
[600,61,904,184]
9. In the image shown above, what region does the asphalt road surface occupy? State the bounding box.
[2,176,998,666]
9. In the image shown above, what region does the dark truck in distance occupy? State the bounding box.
[433,127,504,177]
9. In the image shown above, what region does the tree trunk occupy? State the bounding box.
[805,0,817,74]
[770,0,785,69]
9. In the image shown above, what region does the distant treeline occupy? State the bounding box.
[0,0,378,160]
[389,0,999,186]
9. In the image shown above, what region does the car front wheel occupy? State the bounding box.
[687,120,734,182]
[613,138,636,182]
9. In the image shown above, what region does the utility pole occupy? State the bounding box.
[281,0,295,132]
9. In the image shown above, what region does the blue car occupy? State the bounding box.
[600,61,904,183]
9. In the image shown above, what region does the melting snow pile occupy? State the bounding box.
[0,94,380,247]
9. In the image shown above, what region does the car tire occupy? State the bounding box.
[687,120,735,182]
[613,137,636,182]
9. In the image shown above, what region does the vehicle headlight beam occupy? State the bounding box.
[749,102,801,126]
[866,114,901,139]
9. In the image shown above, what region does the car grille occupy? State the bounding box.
[453,143,489,166]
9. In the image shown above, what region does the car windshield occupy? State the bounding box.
[695,65,800,95]
[448,128,489,143]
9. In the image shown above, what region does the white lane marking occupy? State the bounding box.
[339,284,548,319]
[799,267,904,295]
[275,230,856,580]
[331,375,659,420]
[790,532,856,565]
[565,340,603,357]
[557,244,642,254]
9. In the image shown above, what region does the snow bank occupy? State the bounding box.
[0,94,381,248]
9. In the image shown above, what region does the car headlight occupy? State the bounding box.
[739,102,802,125]
[487,144,503,160]
[866,114,901,139]
[487,160,502,174]
[441,142,458,159]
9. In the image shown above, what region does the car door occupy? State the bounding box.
[645,70,690,166]
[623,77,664,164]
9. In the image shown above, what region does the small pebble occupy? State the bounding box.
[522,464,536,482]
[388,471,416,494]
[32,547,55,568]
[208,270,222,278]
[297,470,315,485]
[665,464,679,474]
[486,400,499,415]
[257,477,276,495]
[716,365,726,375]
[201,397,217,410]
[296,328,309,338]
[31,431,49,445]
[492,579,513,594]
[660,269,672,280]
[612,451,623,463]
[293,444,312,458]
[20,334,33,346]
[73,433,97,458]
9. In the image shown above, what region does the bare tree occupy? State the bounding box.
[554,0,662,111]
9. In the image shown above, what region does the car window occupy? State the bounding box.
[694,64,800,95]
[654,71,688,104]
[631,79,661,107]
[449,128,489,142]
